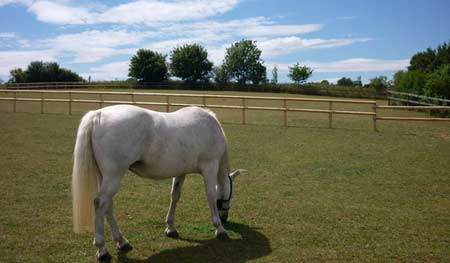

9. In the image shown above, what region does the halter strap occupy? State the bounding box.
[217,175,233,211]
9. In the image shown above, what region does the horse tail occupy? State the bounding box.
[72,110,101,234]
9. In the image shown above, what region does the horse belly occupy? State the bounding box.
[129,157,198,179]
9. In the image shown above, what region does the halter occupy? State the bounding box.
[216,175,233,211]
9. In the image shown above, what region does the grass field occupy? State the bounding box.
[1,90,450,262]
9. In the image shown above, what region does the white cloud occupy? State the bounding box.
[97,0,239,25]
[0,0,31,7]
[239,24,323,37]
[40,29,154,63]
[0,50,58,75]
[23,0,240,25]
[0,32,17,38]
[28,1,94,24]
[258,36,373,57]
[273,58,409,73]
[82,61,129,80]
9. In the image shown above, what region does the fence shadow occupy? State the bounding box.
[117,222,271,263]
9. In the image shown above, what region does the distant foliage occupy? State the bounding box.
[212,65,231,84]
[129,49,168,82]
[8,61,83,83]
[170,44,213,82]
[395,40,450,99]
[424,64,450,98]
[223,40,267,85]
[288,62,313,85]
[337,77,354,86]
[369,76,388,92]
[320,80,330,86]
[271,65,278,84]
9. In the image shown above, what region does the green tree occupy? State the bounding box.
[271,65,278,84]
[320,80,330,86]
[129,49,168,82]
[8,61,83,83]
[288,62,313,85]
[337,77,354,86]
[394,70,427,94]
[369,75,388,92]
[409,48,437,72]
[170,44,213,82]
[424,64,450,98]
[223,40,266,85]
[213,65,231,84]
[9,68,27,83]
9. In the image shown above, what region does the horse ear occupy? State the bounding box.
[229,169,248,181]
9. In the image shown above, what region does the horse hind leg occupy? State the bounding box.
[165,175,186,238]
[201,161,229,240]
[106,202,132,253]
[93,175,128,260]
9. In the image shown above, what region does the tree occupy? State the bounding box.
[288,62,313,85]
[424,64,450,98]
[8,62,83,83]
[409,48,437,72]
[9,68,27,83]
[354,76,363,87]
[223,40,266,85]
[369,75,388,92]
[170,44,213,82]
[337,77,354,86]
[271,65,278,84]
[129,49,168,82]
[320,80,330,86]
[213,65,231,84]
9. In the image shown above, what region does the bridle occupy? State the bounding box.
[216,175,233,211]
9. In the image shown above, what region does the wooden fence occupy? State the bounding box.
[388,90,450,106]
[1,90,450,131]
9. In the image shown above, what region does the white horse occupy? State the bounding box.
[72,105,246,260]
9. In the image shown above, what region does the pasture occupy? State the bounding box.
[1,90,450,262]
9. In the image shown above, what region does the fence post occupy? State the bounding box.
[373,102,378,132]
[132,93,135,105]
[202,95,206,107]
[328,101,333,128]
[13,91,16,112]
[40,92,44,114]
[283,98,287,127]
[166,95,170,112]
[69,91,72,115]
[99,93,103,108]
[242,98,246,124]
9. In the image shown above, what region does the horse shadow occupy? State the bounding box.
[117,222,271,263]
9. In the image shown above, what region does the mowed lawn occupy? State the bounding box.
[0,90,450,262]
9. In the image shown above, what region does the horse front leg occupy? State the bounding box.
[202,162,229,240]
[165,175,186,238]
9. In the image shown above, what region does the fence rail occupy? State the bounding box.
[388,90,450,105]
[1,89,450,130]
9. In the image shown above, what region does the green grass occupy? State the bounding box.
[0,90,450,262]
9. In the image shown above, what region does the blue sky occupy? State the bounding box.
[1,0,449,83]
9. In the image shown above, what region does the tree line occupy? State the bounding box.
[394,40,450,99]
[5,39,314,85]
[128,40,313,85]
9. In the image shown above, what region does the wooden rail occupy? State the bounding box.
[1,89,449,130]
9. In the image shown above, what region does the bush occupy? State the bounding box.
[129,49,168,82]
[8,61,83,83]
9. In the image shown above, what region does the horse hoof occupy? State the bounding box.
[97,251,112,261]
[165,229,179,238]
[117,242,133,253]
[216,231,230,241]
